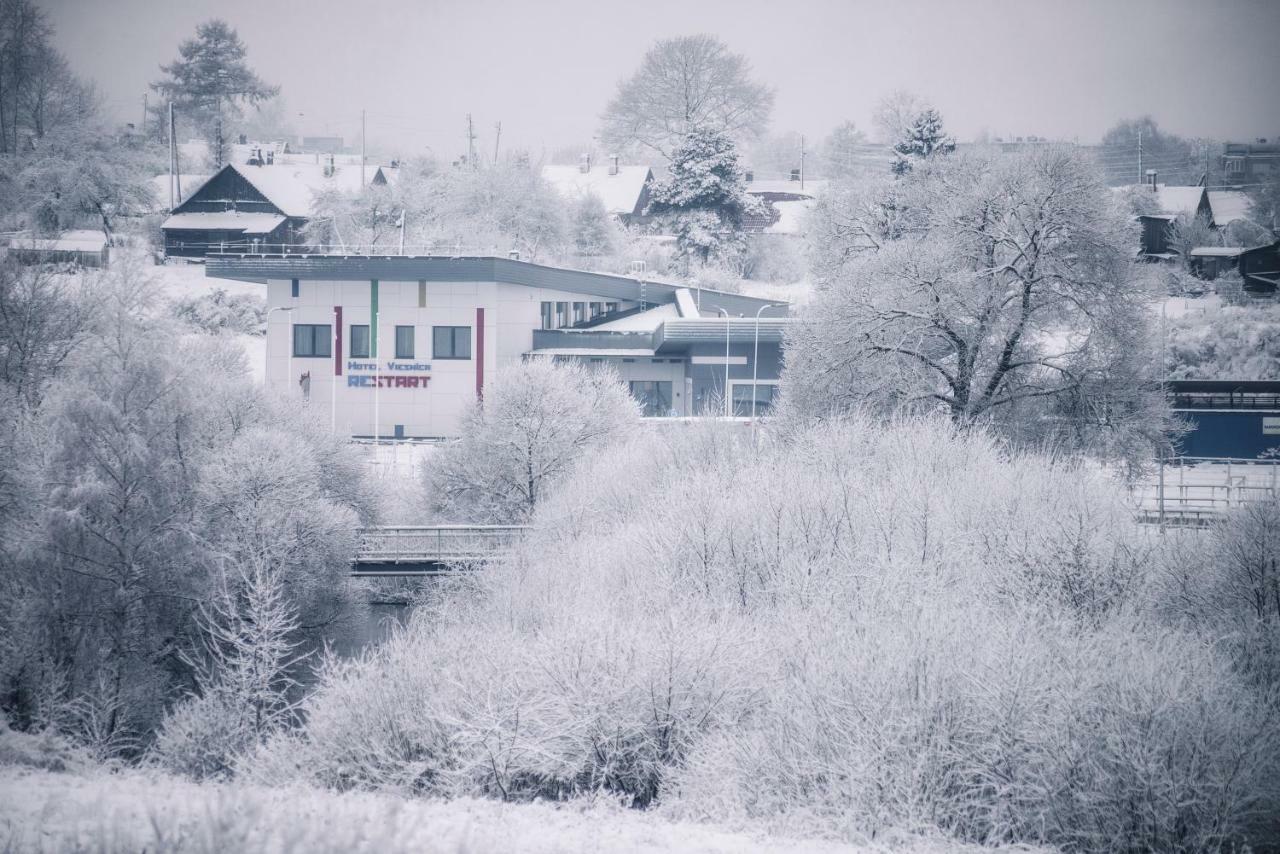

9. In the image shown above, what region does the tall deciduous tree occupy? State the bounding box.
[0,0,97,154]
[600,35,773,158]
[1098,117,1199,187]
[150,20,278,158]
[787,146,1170,463]
[646,127,762,267]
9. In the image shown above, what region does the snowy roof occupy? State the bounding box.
[229,163,383,218]
[1153,185,1206,218]
[591,303,680,331]
[149,174,209,211]
[745,179,826,199]
[162,212,287,233]
[1189,246,1246,257]
[541,164,653,217]
[9,229,106,252]
[1207,190,1252,226]
[765,199,814,235]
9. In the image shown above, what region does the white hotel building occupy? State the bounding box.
[206,254,790,438]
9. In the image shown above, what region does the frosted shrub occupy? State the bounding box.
[270,414,1280,851]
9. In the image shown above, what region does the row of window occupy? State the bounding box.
[540,300,620,330]
[292,324,471,360]
[625,381,777,418]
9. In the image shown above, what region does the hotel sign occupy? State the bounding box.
[1263,417,1280,436]
[345,360,431,389]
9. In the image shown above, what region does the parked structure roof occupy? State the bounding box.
[1207,190,1253,226]
[162,212,286,233]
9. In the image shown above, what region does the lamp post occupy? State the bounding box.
[752,303,784,422]
[266,305,295,395]
[708,304,733,418]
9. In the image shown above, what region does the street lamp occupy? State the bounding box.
[752,303,784,422]
[707,304,734,418]
[266,305,295,395]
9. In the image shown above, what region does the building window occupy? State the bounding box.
[293,324,331,358]
[350,324,370,358]
[433,326,471,359]
[629,380,673,417]
[605,301,620,315]
[732,383,777,417]
[573,302,586,324]
[541,301,554,330]
[1226,158,1244,174]
[290,278,299,298]
[394,325,415,359]
[555,302,569,327]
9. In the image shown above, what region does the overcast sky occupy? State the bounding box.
[44,0,1280,159]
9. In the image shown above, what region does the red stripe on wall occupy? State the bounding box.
[475,307,484,400]
[334,306,342,376]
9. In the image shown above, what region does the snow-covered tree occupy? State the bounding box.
[600,35,774,157]
[820,120,870,178]
[570,193,616,257]
[149,20,278,160]
[890,108,956,175]
[423,359,639,523]
[646,127,763,267]
[788,146,1170,464]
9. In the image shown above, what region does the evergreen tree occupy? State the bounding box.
[150,20,277,158]
[891,109,956,175]
[646,127,762,266]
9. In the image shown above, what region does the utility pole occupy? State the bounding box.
[800,134,806,190]
[361,109,366,187]
[466,113,477,168]
[215,115,223,169]
[1137,129,1142,185]
[493,121,502,164]
[167,102,175,210]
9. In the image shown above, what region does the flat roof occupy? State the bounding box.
[205,254,790,318]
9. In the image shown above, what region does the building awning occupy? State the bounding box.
[162,212,287,233]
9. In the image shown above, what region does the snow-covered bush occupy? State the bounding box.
[1166,302,1280,379]
[258,415,1280,850]
[173,287,266,335]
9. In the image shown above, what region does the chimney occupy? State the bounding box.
[324,153,335,178]
[508,249,521,261]
[608,154,619,176]
[1146,168,1158,190]
[789,168,800,182]
[266,150,274,165]
[579,153,591,174]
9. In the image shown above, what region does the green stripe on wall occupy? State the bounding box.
[370,279,379,357]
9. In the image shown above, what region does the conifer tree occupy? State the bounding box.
[891,109,956,175]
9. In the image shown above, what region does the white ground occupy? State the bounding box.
[0,766,887,854]
[149,258,269,384]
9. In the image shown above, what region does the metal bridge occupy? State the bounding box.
[351,526,529,576]
[1133,458,1278,529]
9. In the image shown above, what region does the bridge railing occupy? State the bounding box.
[355,525,530,563]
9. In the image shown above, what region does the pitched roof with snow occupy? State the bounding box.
[541,164,653,217]
[1207,190,1252,226]
[1153,185,1207,218]
[149,174,210,212]
[173,162,387,220]
[161,212,287,233]
[745,179,826,199]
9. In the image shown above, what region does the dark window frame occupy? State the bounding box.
[293,324,332,358]
[433,325,472,360]
[350,324,370,358]
[394,325,415,360]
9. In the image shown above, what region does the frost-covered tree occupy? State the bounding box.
[1248,179,1280,235]
[153,559,306,780]
[646,127,763,267]
[1168,212,1218,265]
[788,146,1170,463]
[570,193,616,257]
[149,20,278,160]
[1099,116,1198,186]
[820,120,870,178]
[890,108,956,175]
[0,0,97,153]
[600,35,774,157]
[423,360,639,523]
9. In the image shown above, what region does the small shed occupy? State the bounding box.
[1188,246,1245,279]
[6,230,110,267]
[1238,241,1280,295]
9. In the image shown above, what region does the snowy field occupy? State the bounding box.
[0,766,933,854]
